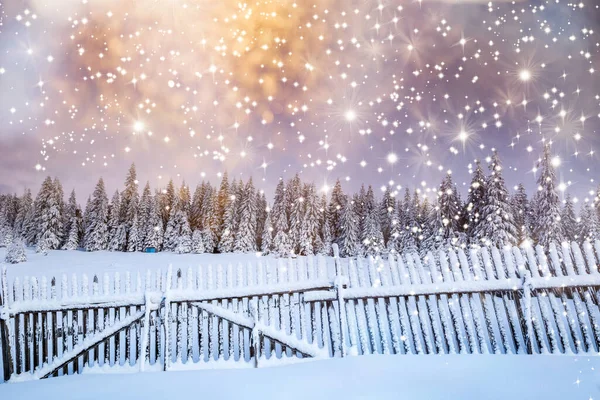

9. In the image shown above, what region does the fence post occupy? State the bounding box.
[332,244,348,357]
[0,267,12,382]
[161,265,173,372]
[251,300,260,368]
[522,271,534,354]
[0,268,5,383]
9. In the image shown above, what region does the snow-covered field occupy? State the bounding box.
[0,247,273,281]
[1,355,598,400]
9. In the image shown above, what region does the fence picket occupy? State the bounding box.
[471,249,503,354]
[448,249,478,354]
[486,248,515,354]
[414,253,446,354]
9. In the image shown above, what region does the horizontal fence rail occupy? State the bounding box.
[1,240,600,382]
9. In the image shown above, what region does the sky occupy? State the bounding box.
[0,0,599,204]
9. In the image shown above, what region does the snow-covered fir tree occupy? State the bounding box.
[143,192,164,250]
[191,229,205,253]
[473,152,517,248]
[287,174,303,254]
[107,190,125,251]
[218,179,239,253]
[5,237,27,264]
[62,190,81,250]
[299,184,322,255]
[271,179,292,257]
[561,195,579,242]
[201,186,218,252]
[379,187,396,246]
[361,186,385,257]
[190,182,207,232]
[398,189,419,254]
[138,183,153,249]
[163,189,192,253]
[579,203,599,242]
[13,189,32,240]
[34,176,64,251]
[532,145,564,247]
[234,178,258,253]
[84,178,109,251]
[255,192,268,251]
[338,194,360,257]
[261,208,274,254]
[214,172,230,243]
[119,164,140,251]
[424,173,463,252]
[318,194,333,256]
[511,184,531,246]
[464,160,486,243]
[159,179,176,229]
[328,179,346,246]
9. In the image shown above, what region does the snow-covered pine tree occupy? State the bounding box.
[5,237,26,263]
[61,190,79,249]
[532,144,564,247]
[423,173,463,252]
[218,179,238,253]
[63,213,80,250]
[191,229,205,253]
[338,194,360,257]
[84,178,109,251]
[473,151,517,248]
[287,174,303,254]
[108,191,125,251]
[361,185,385,257]
[318,194,333,256]
[33,176,63,251]
[13,189,32,239]
[299,184,322,255]
[234,178,258,253]
[255,191,268,251]
[261,208,274,254]
[53,178,66,246]
[271,179,292,257]
[328,179,347,246]
[190,182,207,232]
[127,213,141,252]
[159,179,176,229]
[463,160,486,245]
[386,196,404,254]
[561,194,579,242]
[119,164,140,251]
[399,189,418,254]
[201,187,218,253]
[179,182,191,213]
[163,193,192,253]
[356,185,367,234]
[579,203,599,242]
[144,192,164,251]
[81,196,91,242]
[215,172,230,243]
[138,183,153,249]
[0,200,12,247]
[379,187,396,246]
[511,183,531,246]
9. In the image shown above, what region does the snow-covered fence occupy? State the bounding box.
[2,241,600,382]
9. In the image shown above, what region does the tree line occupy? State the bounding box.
[0,145,598,258]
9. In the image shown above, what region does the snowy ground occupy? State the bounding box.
[1,355,598,399]
[0,247,276,281]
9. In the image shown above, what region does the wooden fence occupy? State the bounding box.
[2,241,600,383]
